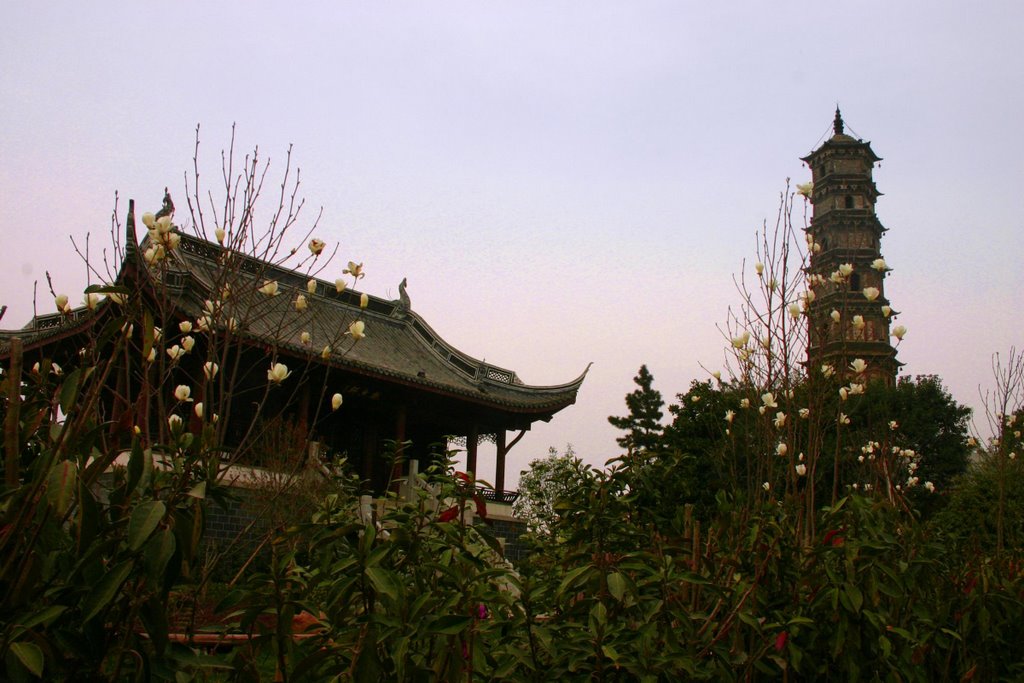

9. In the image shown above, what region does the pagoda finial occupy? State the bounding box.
[833,106,845,136]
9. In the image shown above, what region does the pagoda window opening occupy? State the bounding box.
[850,273,861,291]
[845,195,855,209]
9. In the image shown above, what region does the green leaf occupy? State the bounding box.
[46,460,77,516]
[144,529,176,584]
[128,500,166,551]
[81,560,133,622]
[186,481,206,499]
[607,572,627,602]
[557,564,594,598]
[10,641,44,678]
[365,567,401,603]
[429,615,472,635]
[58,368,83,415]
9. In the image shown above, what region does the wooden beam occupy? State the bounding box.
[495,429,506,492]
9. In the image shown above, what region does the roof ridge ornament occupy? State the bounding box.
[833,106,845,136]
[394,277,411,318]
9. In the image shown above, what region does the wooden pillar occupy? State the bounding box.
[466,423,478,477]
[391,404,407,488]
[362,422,377,488]
[495,430,507,493]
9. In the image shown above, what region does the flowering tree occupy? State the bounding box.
[0,128,370,679]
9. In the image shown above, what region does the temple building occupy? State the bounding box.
[0,200,587,500]
[802,109,901,383]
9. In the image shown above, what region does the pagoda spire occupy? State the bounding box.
[833,106,844,136]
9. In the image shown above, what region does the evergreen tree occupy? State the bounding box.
[608,364,665,453]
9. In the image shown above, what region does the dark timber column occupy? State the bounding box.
[391,404,407,488]
[495,430,507,492]
[466,424,478,477]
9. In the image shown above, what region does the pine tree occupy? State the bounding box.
[608,364,665,454]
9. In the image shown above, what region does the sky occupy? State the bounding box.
[2,2,1022,487]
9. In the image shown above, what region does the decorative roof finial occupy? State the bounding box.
[833,106,845,136]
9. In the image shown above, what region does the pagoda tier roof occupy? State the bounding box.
[2,214,588,419]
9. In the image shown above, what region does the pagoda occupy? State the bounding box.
[801,109,900,383]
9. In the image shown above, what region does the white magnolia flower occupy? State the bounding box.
[796,181,813,197]
[967,437,977,447]
[146,348,156,363]
[359,292,369,309]
[55,294,70,314]
[258,280,280,296]
[755,262,765,276]
[839,387,849,401]
[731,331,750,348]
[821,364,835,378]
[795,463,807,476]
[831,310,841,323]
[194,402,204,419]
[156,216,173,234]
[852,315,865,330]
[348,320,366,341]
[849,358,867,374]
[153,327,162,342]
[768,278,778,291]
[881,305,892,317]
[307,278,317,294]
[804,289,816,304]
[862,287,880,302]
[179,321,192,334]
[300,331,312,345]
[203,362,219,379]
[215,227,226,244]
[776,443,788,456]
[226,317,238,332]
[321,345,332,360]
[924,481,935,492]
[872,258,887,272]
[142,212,156,228]
[839,264,854,277]
[711,370,721,381]
[839,413,851,425]
[812,242,821,253]
[308,238,326,255]
[774,412,787,428]
[181,335,195,352]
[267,363,291,383]
[889,420,899,431]
[761,392,778,409]
[168,414,183,431]
[788,303,801,319]
[830,271,845,285]
[295,294,308,312]
[725,410,735,423]
[1010,452,1017,461]
[84,292,101,310]
[762,481,770,491]
[174,385,193,402]
[740,398,750,409]
[335,278,347,294]
[690,395,701,403]
[165,232,181,251]
[891,325,907,340]
[848,383,864,395]
[196,316,212,332]
[799,408,810,419]
[332,393,343,411]
[344,261,364,279]
[167,345,184,361]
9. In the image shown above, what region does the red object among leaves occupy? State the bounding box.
[774,631,789,651]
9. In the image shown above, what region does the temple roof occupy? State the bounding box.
[1,211,588,418]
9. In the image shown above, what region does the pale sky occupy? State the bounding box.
[2,2,1022,486]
